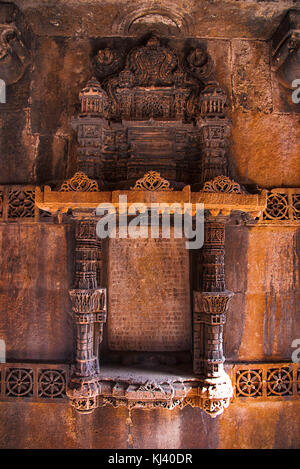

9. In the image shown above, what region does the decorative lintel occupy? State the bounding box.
[35,183,267,217]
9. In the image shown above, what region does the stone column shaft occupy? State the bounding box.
[67,217,107,414]
[193,213,234,416]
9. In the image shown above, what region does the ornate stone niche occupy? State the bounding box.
[35,35,267,417]
[36,178,266,416]
[72,36,230,189]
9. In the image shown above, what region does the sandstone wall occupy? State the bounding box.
[0,0,299,450]
[0,400,299,449]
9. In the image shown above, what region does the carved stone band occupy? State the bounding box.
[69,288,106,314]
[194,291,234,314]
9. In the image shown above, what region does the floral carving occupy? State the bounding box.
[202,175,243,193]
[38,370,66,398]
[69,289,106,314]
[70,397,98,414]
[260,189,300,223]
[267,368,293,396]
[131,171,173,191]
[236,370,263,397]
[263,192,289,220]
[201,293,233,314]
[5,368,33,397]
[127,36,178,87]
[8,189,35,218]
[94,47,123,79]
[264,193,289,220]
[292,194,300,219]
[202,398,230,417]
[59,172,99,192]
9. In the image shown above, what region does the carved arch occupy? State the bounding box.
[112,5,193,36]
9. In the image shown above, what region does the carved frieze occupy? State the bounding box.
[232,363,300,399]
[1,362,299,406]
[92,36,224,122]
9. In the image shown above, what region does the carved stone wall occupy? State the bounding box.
[0,0,299,450]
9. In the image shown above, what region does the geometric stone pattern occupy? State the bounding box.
[0,186,36,220]
[259,188,300,223]
[231,363,300,400]
[2,362,299,403]
[0,363,69,402]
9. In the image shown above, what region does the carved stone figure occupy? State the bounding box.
[0,25,29,83]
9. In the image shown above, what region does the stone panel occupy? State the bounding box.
[108,231,191,352]
[0,223,73,362]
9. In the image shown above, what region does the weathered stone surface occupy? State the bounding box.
[231,40,273,113]
[0,223,73,361]
[230,111,300,188]
[0,400,299,449]
[108,232,191,352]
[0,402,129,449]
[0,109,38,184]
[12,0,299,40]
[238,226,300,361]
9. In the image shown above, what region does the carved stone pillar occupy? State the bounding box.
[71,78,108,181]
[193,213,233,417]
[66,216,107,414]
[198,86,231,185]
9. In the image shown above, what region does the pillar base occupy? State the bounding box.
[199,372,233,417]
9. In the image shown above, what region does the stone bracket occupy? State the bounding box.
[271,9,300,90]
